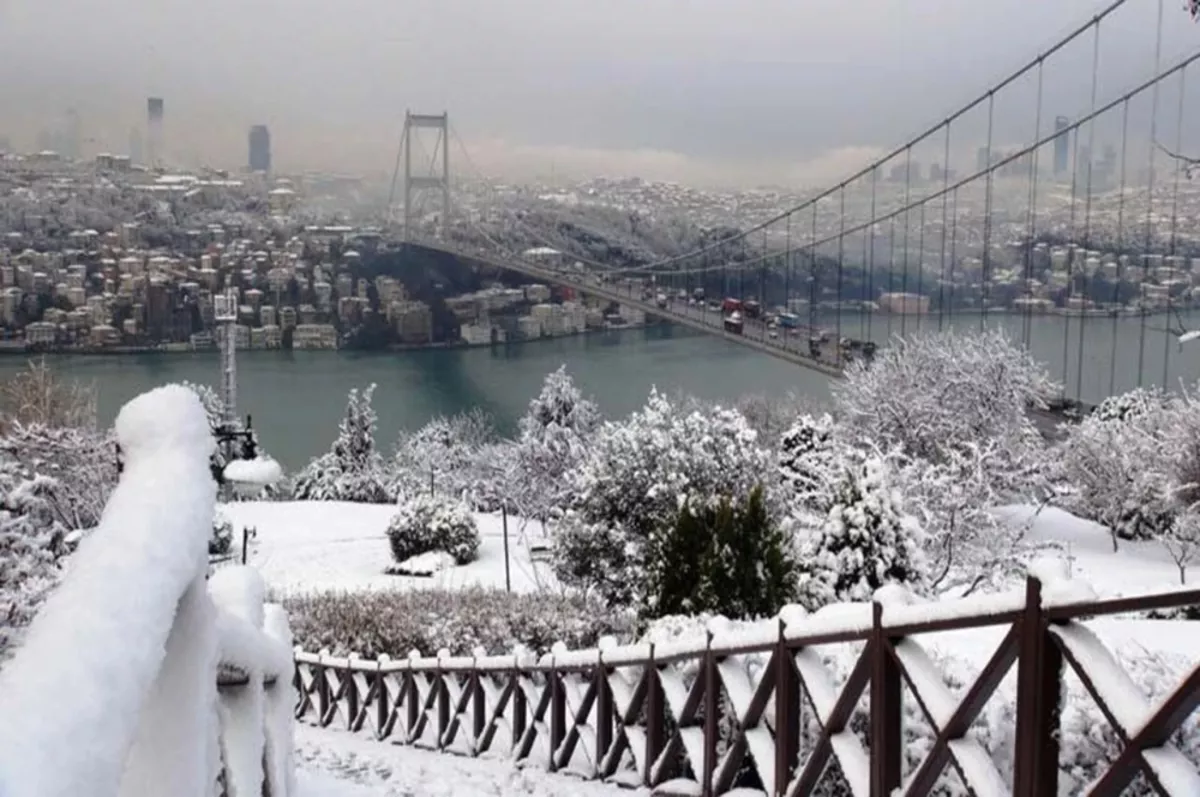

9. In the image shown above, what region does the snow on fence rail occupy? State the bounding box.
[0,386,296,797]
[292,573,1200,797]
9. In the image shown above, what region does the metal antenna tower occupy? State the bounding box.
[401,110,450,241]
[214,286,239,426]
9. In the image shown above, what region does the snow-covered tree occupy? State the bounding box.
[1053,388,1181,548]
[392,410,495,502]
[0,460,72,659]
[0,422,117,533]
[1161,511,1200,585]
[291,385,391,503]
[790,449,926,610]
[647,486,797,620]
[833,327,1056,466]
[0,358,96,430]
[778,413,840,508]
[556,389,772,606]
[515,366,600,518]
[894,438,1038,595]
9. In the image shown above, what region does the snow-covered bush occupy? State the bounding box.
[557,388,773,607]
[282,587,633,659]
[549,511,636,604]
[210,511,234,558]
[291,384,391,503]
[1053,387,1185,546]
[833,327,1055,466]
[790,449,926,610]
[386,492,481,566]
[0,357,96,428]
[0,421,117,532]
[391,410,496,503]
[0,461,71,660]
[895,437,1041,595]
[515,366,600,518]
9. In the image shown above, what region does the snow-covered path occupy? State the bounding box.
[295,725,645,797]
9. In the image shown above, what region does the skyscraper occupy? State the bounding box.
[1053,116,1070,175]
[147,97,164,168]
[248,125,271,173]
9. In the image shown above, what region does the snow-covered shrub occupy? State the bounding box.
[790,449,926,610]
[833,327,1055,466]
[291,385,391,503]
[281,587,633,659]
[735,392,827,446]
[0,357,96,428]
[557,389,773,607]
[894,437,1041,595]
[0,462,71,660]
[515,366,600,518]
[386,492,481,566]
[550,510,636,604]
[391,410,496,503]
[210,511,234,557]
[0,421,117,532]
[1053,387,1185,545]
[646,486,797,620]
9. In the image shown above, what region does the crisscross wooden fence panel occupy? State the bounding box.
[292,576,1200,796]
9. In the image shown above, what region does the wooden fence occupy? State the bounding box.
[292,577,1200,796]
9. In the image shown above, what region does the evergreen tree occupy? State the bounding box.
[778,413,837,506]
[647,486,797,621]
[793,452,925,610]
[291,384,390,502]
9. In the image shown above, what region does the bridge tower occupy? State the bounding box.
[401,110,451,241]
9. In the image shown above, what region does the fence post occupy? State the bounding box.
[345,654,360,731]
[511,656,527,761]
[501,507,512,594]
[595,648,613,776]
[436,653,449,750]
[549,654,566,772]
[702,631,717,797]
[1013,575,1064,797]
[471,664,486,750]
[375,658,389,740]
[644,643,664,788]
[316,651,331,727]
[869,601,901,797]
[774,617,799,797]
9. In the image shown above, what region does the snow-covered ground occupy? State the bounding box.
[222,501,556,595]
[295,725,643,797]
[225,499,1195,600]
[1007,505,1195,597]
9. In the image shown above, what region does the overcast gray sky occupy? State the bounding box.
[0,0,1196,186]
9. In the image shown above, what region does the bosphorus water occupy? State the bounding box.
[7,311,1200,470]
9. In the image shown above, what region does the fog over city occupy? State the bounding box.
[2,0,1197,186]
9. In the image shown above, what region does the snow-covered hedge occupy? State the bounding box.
[386,493,481,566]
[281,586,633,659]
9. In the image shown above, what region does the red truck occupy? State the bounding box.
[721,297,742,313]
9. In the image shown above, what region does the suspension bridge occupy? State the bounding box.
[387,0,1200,415]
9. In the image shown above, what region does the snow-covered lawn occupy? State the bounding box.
[1008,505,1198,597]
[295,725,643,797]
[222,501,556,595]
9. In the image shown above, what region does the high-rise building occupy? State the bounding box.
[147,97,164,168]
[248,125,271,173]
[1053,116,1070,175]
[129,128,143,164]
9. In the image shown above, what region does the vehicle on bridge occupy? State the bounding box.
[656,292,668,309]
[722,297,742,314]
[742,300,762,319]
[777,312,800,329]
[693,287,705,301]
[724,311,744,334]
